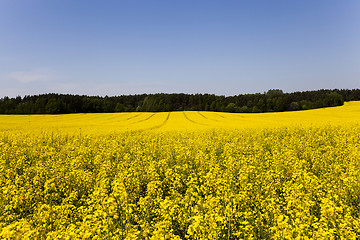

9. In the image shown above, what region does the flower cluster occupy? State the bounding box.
[1,123,360,239]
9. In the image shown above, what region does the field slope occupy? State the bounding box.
[0,101,359,134]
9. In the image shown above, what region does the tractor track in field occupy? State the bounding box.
[183,112,207,126]
[197,111,219,122]
[125,113,142,121]
[105,114,131,121]
[67,114,105,121]
[138,112,170,131]
[214,113,226,119]
[130,113,156,124]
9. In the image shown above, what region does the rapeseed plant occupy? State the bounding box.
[1,102,360,239]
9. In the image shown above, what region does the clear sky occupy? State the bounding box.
[1,0,359,97]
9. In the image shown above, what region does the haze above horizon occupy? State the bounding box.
[1,0,359,98]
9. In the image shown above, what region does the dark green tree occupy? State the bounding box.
[45,98,64,114]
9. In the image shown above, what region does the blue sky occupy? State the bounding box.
[0,0,359,97]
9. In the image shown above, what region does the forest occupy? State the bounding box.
[0,89,358,114]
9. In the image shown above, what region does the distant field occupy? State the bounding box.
[1,101,360,134]
[1,102,360,239]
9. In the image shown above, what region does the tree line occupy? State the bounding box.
[0,89,359,114]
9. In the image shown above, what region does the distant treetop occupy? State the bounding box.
[0,89,359,114]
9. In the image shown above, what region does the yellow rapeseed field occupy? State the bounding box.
[1,101,360,239]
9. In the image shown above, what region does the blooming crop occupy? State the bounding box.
[1,102,360,239]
